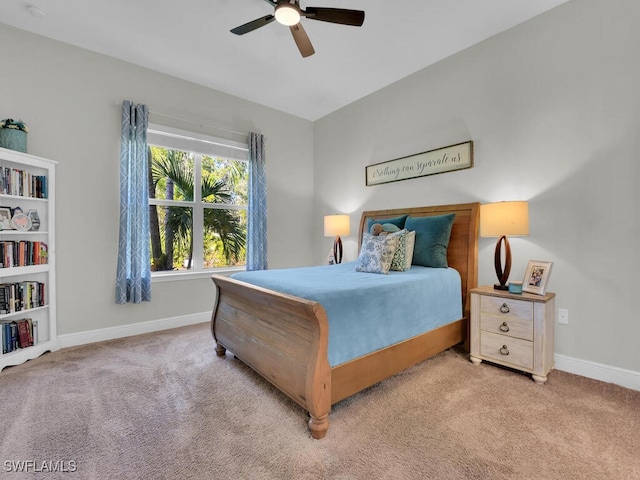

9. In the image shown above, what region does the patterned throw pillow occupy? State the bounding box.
[390,230,416,272]
[354,232,401,274]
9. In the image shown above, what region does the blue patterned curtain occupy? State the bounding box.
[115,101,151,303]
[247,132,267,271]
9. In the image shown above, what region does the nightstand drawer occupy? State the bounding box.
[480,314,533,341]
[480,331,533,370]
[480,295,533,321]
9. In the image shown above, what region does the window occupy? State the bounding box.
[147,125,248,275]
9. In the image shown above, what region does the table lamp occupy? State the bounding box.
[480,201,529,290]
[324,214,350,264]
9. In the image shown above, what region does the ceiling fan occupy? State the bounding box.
[231,0,365,58]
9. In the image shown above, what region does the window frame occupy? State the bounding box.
[147,124,249,280]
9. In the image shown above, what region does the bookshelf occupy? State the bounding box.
[0,146,57,371]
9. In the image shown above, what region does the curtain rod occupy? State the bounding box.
[114,101,247,137]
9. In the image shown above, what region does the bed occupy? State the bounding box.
[210,202,479,439]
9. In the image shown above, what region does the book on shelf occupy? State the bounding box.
[0,241,48,268]
[32,319,38,345]
[0,281,45,314]
[2,318,35,354]
[18,241,25,266]
[2,321,17,354]
[16,318,33,347]
[0,283,16,314]
[0,167,47,199]
[0,286,7,314]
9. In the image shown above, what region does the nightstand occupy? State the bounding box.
[469,286,555,384]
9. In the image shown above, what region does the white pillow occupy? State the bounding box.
[354,231,401,274]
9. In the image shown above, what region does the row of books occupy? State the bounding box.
[2,318,38,354]
[0,241,48,268]
[0,281,46,315]
[0,167,48,199]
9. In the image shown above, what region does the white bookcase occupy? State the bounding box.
[0,146,57,371]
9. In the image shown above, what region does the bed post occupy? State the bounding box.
[211,275,332,439]
[306,303,331,439]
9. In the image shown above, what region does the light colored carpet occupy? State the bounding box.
[1,323,639,480]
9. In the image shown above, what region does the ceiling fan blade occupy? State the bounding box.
[303,7,365,26]
[230,15,275,35]
[289,23,315,58]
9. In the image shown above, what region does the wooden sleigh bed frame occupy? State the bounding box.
[210,202,479,439]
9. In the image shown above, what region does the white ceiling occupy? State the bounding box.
[0,0,568,121]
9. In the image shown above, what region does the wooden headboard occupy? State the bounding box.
[358,202,480,320]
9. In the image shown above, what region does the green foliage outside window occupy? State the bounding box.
[148,146,248,271]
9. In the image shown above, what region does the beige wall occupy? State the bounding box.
[313,0,640,373]
[0,24,315,336]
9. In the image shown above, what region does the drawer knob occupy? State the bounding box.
[499,303,510,314]
[499,345,510,356]
[499,322,510,332]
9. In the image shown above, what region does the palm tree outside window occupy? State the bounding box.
[147,125,248,273]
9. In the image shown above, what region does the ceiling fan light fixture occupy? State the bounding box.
[275,3,300,26]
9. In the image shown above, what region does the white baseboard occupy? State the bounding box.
[57,312,210,350]
[55,319,640,393]
[555,353,640,392]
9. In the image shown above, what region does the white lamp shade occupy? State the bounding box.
[324,214,350,237]
[480,201,529,237]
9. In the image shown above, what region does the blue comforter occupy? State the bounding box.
[232,262,462,367]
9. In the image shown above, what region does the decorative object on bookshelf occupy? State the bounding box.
[0,119,29,153]
[0,207,11,230]
[27,209,40,231]
[10,211,32,231]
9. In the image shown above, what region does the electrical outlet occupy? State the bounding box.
[558,308,569,324]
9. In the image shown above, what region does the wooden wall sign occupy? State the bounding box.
[365,141,473,186]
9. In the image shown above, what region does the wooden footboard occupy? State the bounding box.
[211,274,332,439]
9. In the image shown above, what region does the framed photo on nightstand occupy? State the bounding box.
[523,260,553,295]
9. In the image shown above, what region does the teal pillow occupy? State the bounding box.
[405,214,456,268]
[366,214,408,234]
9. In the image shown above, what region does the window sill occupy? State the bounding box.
[151,266,245,283]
